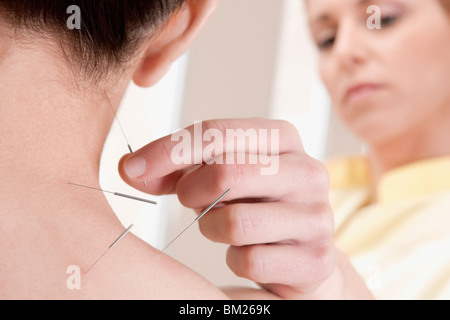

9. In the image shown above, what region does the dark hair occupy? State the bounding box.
[0,0,187,81]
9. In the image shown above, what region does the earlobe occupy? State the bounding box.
[133,54,172,88]
[132,0,220,88]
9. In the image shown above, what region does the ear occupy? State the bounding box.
[132,0,220,88]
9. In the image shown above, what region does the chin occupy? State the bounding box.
[341,99,399,139]
[353,118,411,146]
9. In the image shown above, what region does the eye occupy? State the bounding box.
[318,35,336,50]
[380,15,398,27]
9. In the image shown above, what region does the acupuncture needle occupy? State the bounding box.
[159,189,231,254]
[104,92,134,155]
[104,92,147,186]
[85,224,134,274]
[68,182,157,205]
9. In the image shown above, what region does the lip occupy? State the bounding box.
[344,83,382,104]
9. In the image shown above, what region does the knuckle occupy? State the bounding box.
[202,119,227,155]
[175,183,189,207]
[212,162,243,193]
[242,247,268,283]
[322,206,335,236]
[224,206,242,245]
[225,207,257,246]
[175,174,194,208]
[177,192,189,208]
[212,164,229,192]
[303,157,330,190]
[310,242,336,281]
[312,203,335,238]
[277,120,303,150]
[311,159,329,184]
[277,119,296,135]
[197,218,214,241]
[202,119,226,136]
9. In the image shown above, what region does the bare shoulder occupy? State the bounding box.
[0,200,229,299]
[77,233,230,300]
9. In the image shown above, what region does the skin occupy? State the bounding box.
[307,0,450,187]
[0,0,236,299]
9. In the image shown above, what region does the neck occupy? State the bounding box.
[368,108,450,187]
[0,37,130,217]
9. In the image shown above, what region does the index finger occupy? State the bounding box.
[118,118,303,195]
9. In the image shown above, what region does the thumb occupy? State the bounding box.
[118,152,187,195]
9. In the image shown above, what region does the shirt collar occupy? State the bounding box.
[378,156,450,204]
[326,156,450,204]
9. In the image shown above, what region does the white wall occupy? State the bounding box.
[100,54,189,248]
[269,0,331,161]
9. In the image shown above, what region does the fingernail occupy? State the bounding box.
[124,156,146,179]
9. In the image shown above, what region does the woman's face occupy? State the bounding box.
[307,0,450,145]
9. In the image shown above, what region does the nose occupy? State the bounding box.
[333,20,368,73]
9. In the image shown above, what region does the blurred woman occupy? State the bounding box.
[306,0,450,299]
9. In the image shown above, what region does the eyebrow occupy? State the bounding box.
[311,0,374,26]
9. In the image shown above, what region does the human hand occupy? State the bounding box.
[118,118,371,300]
